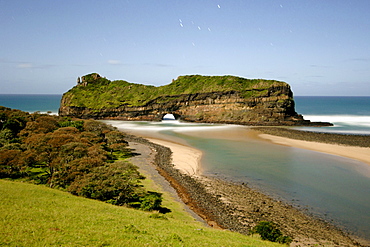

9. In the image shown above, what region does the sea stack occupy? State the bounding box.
[59,73,331,126]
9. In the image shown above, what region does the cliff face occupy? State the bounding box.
[59,73,329,126]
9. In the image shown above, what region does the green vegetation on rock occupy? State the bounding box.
[63,73,288,109]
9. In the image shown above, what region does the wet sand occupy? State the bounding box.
[258,133,370,166]
[147,138,202,176]
[170,125,370,168]
[252,127,370,176]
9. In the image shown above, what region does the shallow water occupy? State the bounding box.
[185,134,370,236]
[107,120,370,240]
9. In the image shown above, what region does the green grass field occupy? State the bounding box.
[0,179,284,246]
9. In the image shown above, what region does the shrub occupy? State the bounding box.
[67,161,163,211]
[68,161,145,205]
[58,119,84,131]
[252,221,292,244]
[139,191,163,211]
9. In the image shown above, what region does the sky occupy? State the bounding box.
[1,0,370,96]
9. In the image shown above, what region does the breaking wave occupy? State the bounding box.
[103,120,230,133]
[305,115,370,127]
[302,115,370,135]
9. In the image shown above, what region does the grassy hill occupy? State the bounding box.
[0,179,284,246]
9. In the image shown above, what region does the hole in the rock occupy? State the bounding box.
[162,114,176,120]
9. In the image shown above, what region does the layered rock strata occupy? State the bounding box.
[59,73,331,126]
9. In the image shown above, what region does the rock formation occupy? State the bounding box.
[59,73,331,126]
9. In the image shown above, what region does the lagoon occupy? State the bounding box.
[107,120,370,241]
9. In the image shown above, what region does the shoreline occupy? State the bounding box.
[109,120,369,246]
[147,138,202,176]
[258,133,370,167]
[123,131,366,246]
[252,126,370,147]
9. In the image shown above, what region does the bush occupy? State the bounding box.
[58,119,84,131]
[68,161,145,205]
[67,161,163,211]
[139,191,163,211]
[252,221,292,244]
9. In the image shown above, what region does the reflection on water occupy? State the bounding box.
[105,120,370,240]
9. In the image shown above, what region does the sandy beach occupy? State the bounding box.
[119,121,370,180]
[147,138,202,176]
[258,133,370,166]
[146,126,370,179]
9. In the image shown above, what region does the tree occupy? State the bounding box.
[20,116,59,137]
[104,130,129,154]
[0,129,14,148]
[83,120,114,136]
[22,129,80,186]
[105,130,127,145]
[58,119,84,131]
[0,149,23,178]
[0,107,164,210]
[0,107,30,137]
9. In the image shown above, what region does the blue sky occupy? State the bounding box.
[1,0,369,95]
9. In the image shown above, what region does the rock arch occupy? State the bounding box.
[162,113,177,120]
[59,74,332,126]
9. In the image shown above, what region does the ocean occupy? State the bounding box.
[1,95,368,134]
[0,94,61,114]
[1,94,369,241]
[294,96,370,135]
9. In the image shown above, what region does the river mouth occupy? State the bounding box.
[104,120,370,243]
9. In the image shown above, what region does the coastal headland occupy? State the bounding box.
[59,73,331,127]
[121,127,369,247]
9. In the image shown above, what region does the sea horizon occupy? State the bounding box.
[1,94,369,135]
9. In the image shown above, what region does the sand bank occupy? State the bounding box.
[147,138,202,176]
[258,133,370,166]
[143,124,370,175]
[124,133,362,246]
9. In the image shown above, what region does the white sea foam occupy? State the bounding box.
[104,120,230,133]
[29,111,58,116]
[106,115,370,136]
[305,115,370,128]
